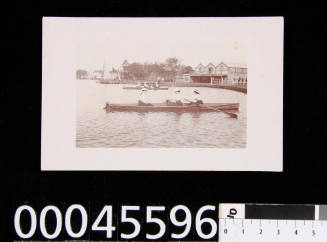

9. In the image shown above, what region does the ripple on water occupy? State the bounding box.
[76,81,247,148]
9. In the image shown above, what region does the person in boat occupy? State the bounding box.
[138,88,152,106]
[144,81,150,89]
[166,88,183,105]
[155,79,160,88]
[185,89,204,105]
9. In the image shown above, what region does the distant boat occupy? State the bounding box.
[97,79,120,84]
[123,86,169,90]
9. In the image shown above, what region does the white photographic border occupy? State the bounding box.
[42,17,283,171]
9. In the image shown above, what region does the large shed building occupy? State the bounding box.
[191,62,247,86]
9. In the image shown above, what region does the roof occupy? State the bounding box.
[195,63,204,68]
[194,62,247,70]
[223,62,247,68]
[122,60,129,66]
[206,62,216,67]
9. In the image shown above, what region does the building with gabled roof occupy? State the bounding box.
[195,63,205,74]
[191,62,247,86]
[122,59,129,67]
[206,62,216,75]
[121,60,133,81]
[224,62,247,69]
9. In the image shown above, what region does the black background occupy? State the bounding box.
[3,0,327,240]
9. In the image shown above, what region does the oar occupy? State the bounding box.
[183,99,237,119]
[203,104,238,119]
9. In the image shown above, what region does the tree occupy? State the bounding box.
[119,57,190,82]
[182,66,194,74]
[147,72,158,82]
[165,58,182,81]
[76,69,88,79]
[125,63,146,80]
[166,57,179,67]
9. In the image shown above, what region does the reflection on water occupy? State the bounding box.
[76,80,246,148]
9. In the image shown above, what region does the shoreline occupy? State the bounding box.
[92,80,247,94]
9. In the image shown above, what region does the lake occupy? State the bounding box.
[76,80,246,148]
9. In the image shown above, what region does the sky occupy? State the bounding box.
[74,18,248,72]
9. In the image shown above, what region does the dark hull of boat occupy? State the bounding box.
[105,103,239,112]
[123,86,169,90]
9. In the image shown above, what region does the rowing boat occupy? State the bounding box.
[104,103,239,112]
[105,103,239,112]
[123,86,169,90]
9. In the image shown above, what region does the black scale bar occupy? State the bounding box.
[245,204,315,220]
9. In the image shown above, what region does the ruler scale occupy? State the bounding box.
[219,204,327,242]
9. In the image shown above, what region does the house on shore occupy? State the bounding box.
[91,70,104,80]
[191,62,247,86]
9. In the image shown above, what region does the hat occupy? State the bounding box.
[193,89,200,94]
[141,88,147,91]
[174,88,181,93]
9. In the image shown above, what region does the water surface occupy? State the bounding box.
[76,80,246,148]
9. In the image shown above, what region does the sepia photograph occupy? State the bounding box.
[42,17,283,170]
[76,34,247,148]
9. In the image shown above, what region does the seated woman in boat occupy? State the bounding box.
[184,89,204,105]
[155,79,160,88]
[144,81,150,89]
[136,82,141,88]
[166,88,183,105]
[138,88,152,106]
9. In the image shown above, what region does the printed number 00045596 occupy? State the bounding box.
[14,204,218,240]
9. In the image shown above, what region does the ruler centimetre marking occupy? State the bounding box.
[219,204,327,242]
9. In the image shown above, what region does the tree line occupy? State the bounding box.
[76,58,194,81]
[122,58,193,81]
[76,69,89,79]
